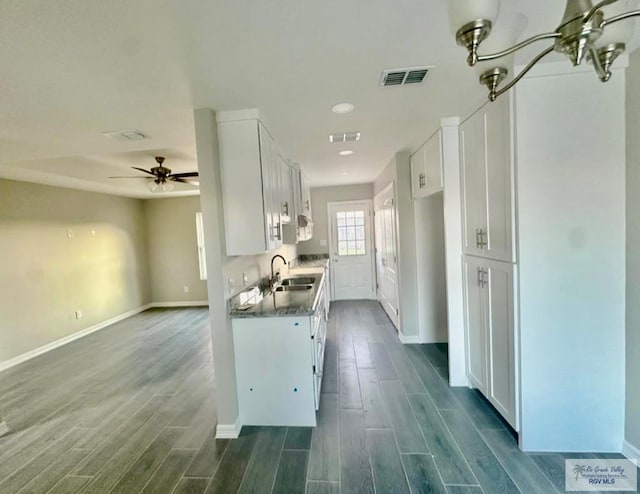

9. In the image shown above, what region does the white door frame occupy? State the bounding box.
[327,200,376,301]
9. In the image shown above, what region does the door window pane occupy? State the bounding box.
[336,210,366,256]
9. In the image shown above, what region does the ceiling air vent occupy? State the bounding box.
[102,129,150,141]
[379,66,431,87]
[329,131,361,143]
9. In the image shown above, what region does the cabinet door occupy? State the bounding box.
[485,260,516,428]
[463,256,487,391]
[484,96,514,262]
[460,111,487,257]
[279,156,293,225]
[259,125,281,251]
[300,173,312,219]
[410,145,427,199]
[423,128,443,196]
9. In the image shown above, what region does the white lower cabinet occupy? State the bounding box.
[233,277,329,426]
[463,255,517,430]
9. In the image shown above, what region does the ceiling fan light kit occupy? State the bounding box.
[449,0,640,101]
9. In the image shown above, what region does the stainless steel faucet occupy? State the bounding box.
[270,254,287,288]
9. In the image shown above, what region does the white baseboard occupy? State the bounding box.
[622,439,640,461]
[399,333,422,344]
[149,301,209,308]
[0,301,209,373]
[0,304,153,373]
[216,418,242,439]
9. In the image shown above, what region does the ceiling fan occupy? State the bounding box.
[109,156,199,192]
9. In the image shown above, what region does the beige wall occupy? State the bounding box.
[626,50,640,452]
[0,179,150,364]
[297,183,373,255]
[144,196,208,303]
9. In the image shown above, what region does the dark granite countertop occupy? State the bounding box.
[229,269,326,318]
[289,254,330,271]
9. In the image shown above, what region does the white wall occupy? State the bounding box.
[414,193,447,342]
[625,50,640,455]
[297,184,373,255]
[515,65,626,452]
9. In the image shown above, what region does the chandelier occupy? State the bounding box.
[449,0,640,101]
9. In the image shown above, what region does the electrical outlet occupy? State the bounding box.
[227,278,235,294]
[75,310,82,319]
[67,229,74,238]
[183,285,189,293]
[242,272,248,286]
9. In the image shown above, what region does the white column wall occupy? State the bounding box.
[515,64,626,451]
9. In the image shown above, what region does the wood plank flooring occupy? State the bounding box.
[0,302,637,493]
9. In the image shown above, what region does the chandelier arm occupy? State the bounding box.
[585,0,619,23]
[588,43,611,81]
[489,45,555,101]
[602,9,640,28]
[476,32,562,64]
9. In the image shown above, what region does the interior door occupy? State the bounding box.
[329,202,375,300]
[373,185,399,328]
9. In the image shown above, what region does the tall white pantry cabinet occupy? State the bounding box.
[460,94,518,431]
[458,62,626,452]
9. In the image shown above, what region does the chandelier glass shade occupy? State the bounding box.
[449,0,640,101]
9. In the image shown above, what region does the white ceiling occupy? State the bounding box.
[0,0,600,197]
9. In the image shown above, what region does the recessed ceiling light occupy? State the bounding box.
[341,171,350,176]
[332,103,354,114]
[339,150,354,156]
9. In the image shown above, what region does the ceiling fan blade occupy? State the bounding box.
[170,177,200,186]
[109,176,155,179]
[170,172,199,178]
[131,166,157,176]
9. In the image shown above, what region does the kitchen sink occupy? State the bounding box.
[275,285,314,292]
[280,277,316,286]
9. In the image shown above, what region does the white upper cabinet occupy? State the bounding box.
[217,111,284,255]
[460,96,514,263]
[411,129,443,199]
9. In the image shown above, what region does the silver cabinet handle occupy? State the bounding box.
[305,200,310,211]
[273,222,281,240]
[419,173,426,188]
[282,202,289,216]
[475,228,487,249]
[477,267,488,288]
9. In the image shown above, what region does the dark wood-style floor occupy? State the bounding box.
[0,302,635,494]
